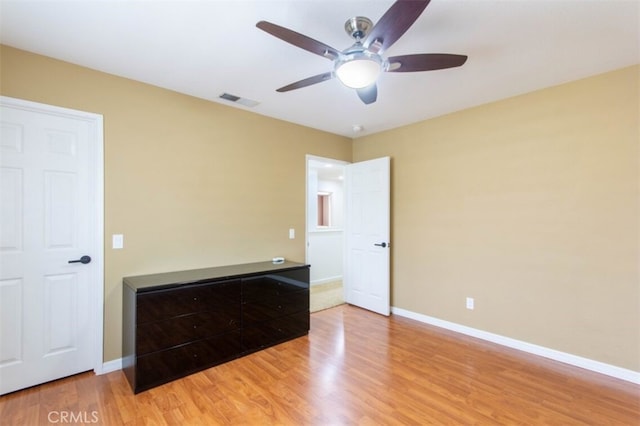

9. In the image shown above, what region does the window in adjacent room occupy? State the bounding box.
[317,192,332,227]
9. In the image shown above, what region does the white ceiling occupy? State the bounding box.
[309,159,346,181]
[1,0,638,138]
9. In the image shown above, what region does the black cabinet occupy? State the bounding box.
[242,272,310,352]
[123,261,309,393]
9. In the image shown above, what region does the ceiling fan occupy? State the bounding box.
[256,0,467,105]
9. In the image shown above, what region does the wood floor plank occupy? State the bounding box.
[1,305,638,425]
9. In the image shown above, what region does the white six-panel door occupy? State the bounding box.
[345,157,390,316]
[0,97,103,395]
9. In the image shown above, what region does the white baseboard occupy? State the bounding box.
[96,358,123,375]
[311,276,343,286]
[391,307,640,385]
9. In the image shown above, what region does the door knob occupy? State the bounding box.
[374,242,387,248]
[68,255,92,264]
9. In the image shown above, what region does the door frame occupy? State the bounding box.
[1,96,105,374]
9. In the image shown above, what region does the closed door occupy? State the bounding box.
[344,157,390,316]
[0,97,103,395]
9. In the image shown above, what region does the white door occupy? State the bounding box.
[0,97,103,395]
[344,157,390,316]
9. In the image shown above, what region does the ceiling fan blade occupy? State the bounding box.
[276,72,334,92]
[363,0,431,54]
[386,54,468,72]
[356,84,377,105]
[257,21,341,60]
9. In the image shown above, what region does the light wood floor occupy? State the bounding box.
[1,305,638,425]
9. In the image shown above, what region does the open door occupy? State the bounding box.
[344,157,390,316]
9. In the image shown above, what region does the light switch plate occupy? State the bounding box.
[289,228,295,239]
[112,234,124,249]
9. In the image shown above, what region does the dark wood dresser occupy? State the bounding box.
[122,261,309,393]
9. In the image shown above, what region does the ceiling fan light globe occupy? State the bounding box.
[335,58,381,89]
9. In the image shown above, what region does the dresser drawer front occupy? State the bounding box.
[135,330,242,392]
[137,279,241,324]
[243,272,309,301]
[242,311,309,352]
[243,290,309,324]
[136,310,240,355]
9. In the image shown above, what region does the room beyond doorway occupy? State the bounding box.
[306,155,347,312]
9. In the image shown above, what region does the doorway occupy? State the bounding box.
[306,155,347,312]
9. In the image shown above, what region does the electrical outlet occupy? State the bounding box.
[466,297,474,310]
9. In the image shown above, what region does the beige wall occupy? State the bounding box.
[2,44,638,372]
[0,45,352,362]
[354,65,640,371]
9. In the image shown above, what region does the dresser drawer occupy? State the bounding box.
[136,309,240,356]
[243,274,308,301]
[243,311,309,352]
[135,330,242,392]
[242,290,309,324]
[137,279,240,324]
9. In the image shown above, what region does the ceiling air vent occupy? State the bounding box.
[218,93,260,107]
